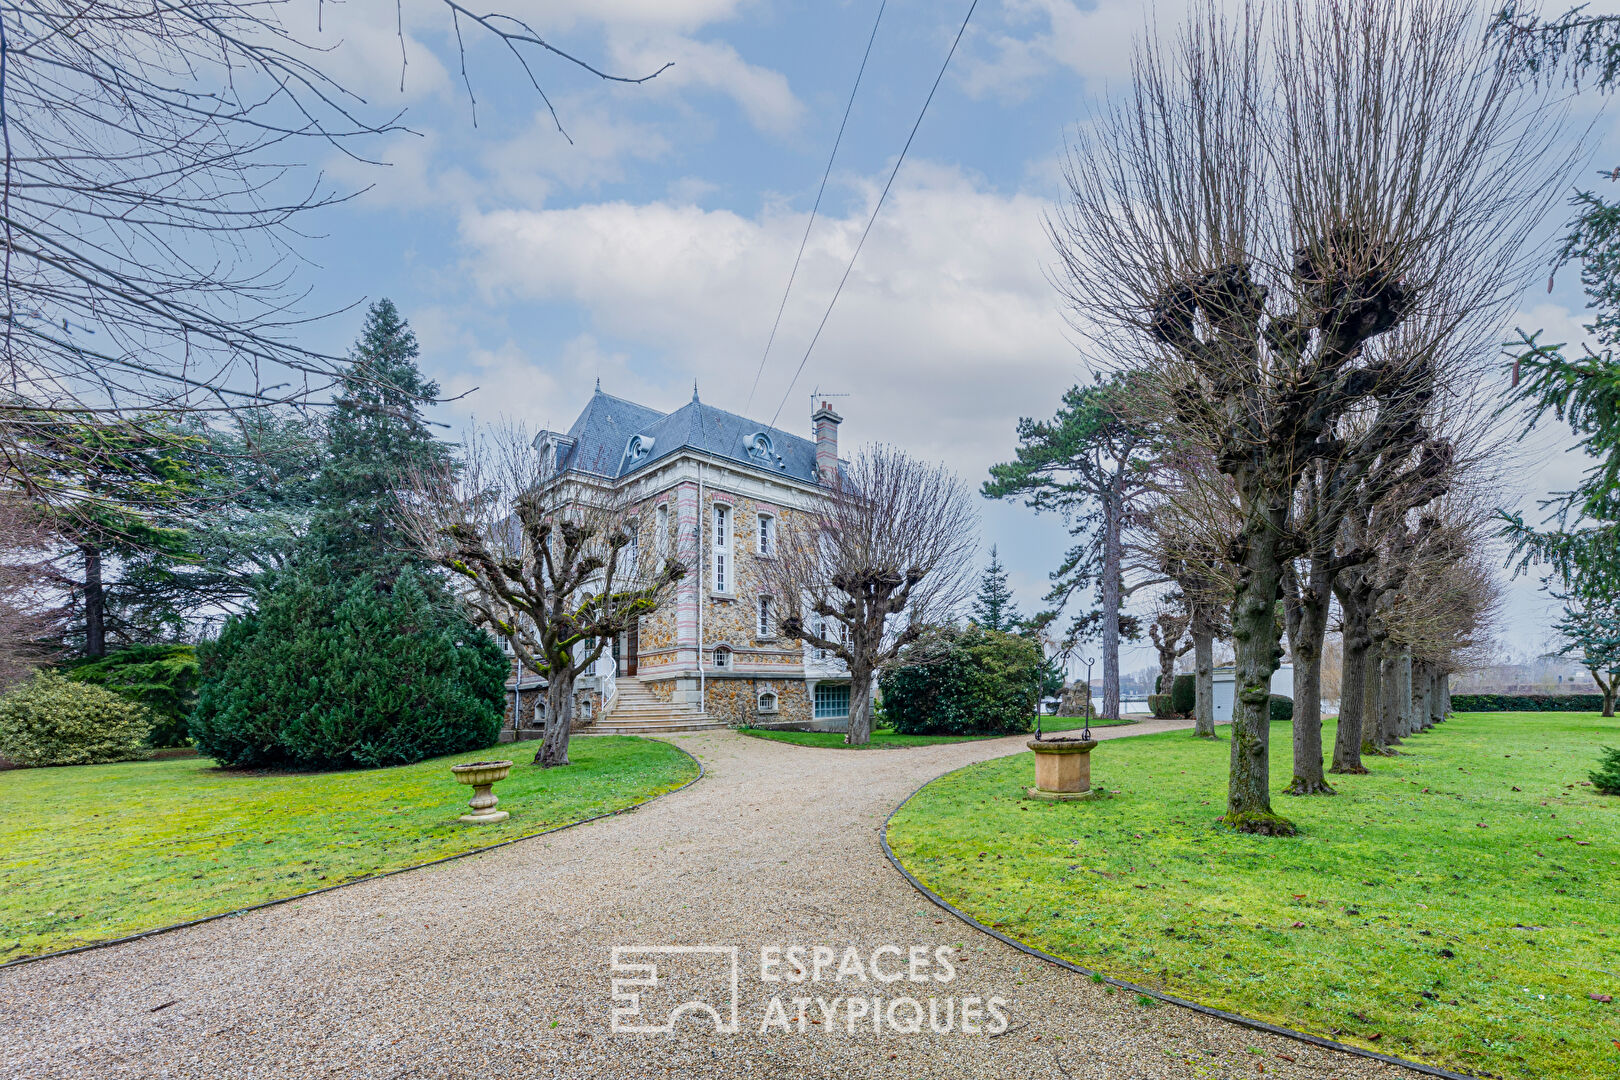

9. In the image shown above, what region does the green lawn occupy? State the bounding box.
[740,716,1135,749]
[887,713,1619,1080]
[0,736,697,962]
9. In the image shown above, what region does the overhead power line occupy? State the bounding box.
[742,0,888,420]
[768,0,980,433]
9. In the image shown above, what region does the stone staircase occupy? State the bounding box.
[586,678,727,736]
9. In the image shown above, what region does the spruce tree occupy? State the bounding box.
[971,546,1021,633]
[309,299,450,577]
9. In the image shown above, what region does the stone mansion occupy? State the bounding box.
[502,386,854,739]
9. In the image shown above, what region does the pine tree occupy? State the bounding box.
[308,299,450,578]
[971,546,1021,632]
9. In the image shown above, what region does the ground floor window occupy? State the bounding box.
[813,682,850,720]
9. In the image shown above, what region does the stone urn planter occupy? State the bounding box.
[450,760,512,823]
[1026,737,1102,801]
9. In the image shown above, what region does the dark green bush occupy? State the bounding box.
[192,562,508,769]
[1269,694,1293,724]
[1171,673,1196,716]
[1592,747,1620,795]
[881,626,1039,736]
[0,671,152,766]
[1449,693,1605,712]
[65,644,198,748]
[1147,692,1174,718]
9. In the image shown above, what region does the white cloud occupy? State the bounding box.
[610,35,803,135]
[454,162,1076,480]
[961,0,1193,100]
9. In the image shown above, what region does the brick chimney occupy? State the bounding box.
[812,401,842,484]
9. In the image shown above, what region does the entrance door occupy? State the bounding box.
[625,623,639,676]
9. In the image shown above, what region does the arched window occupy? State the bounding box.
[713,644,732,669]
[758,689,779,713]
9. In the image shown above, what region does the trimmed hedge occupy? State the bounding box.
[1171,673,1196,716]
[1450,694,1606,712]
[1269,694,1293,724]
[1147,692,1174,718]
[192,562,508,770]
[881,626,1040,736]
[0,671,152,766]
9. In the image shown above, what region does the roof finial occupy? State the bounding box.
[692,379,700,403]
[595,376,601,392]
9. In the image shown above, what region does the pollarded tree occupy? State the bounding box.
[766,445,978,746]
[404,425,686,767]
[1049,0,1563,833]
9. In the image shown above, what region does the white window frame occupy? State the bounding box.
[655,503,670,558]
[624,518,639,577]
[758,689,779,713]
[757,513,775,556]
[712,503,732,593]
[713,644,732,669]
[757,595,773,638]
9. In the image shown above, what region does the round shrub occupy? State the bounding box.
[1147,692,1175,718]
[1591,746,1620,795]
[65,644,198,748]
[881,626,1040,736]
[191,561,508,770]
[1269,694,1294,724]
[1171,673,1196,716]
[0,670,152,766]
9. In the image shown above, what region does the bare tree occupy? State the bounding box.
[1147,597,1193,712]
[0,495,61,686]
[403,425,685,767]
[1049,0,1563,833]
[0,2,665,521]
[766,445,977,746]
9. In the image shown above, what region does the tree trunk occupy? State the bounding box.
[1440,671,1451,720]
[535,670,576,767]
[83,544,106,658]
[1412,662,1431,732]
[1284,560,1334,796]
[1428,669,1445,727]
[1393,647,1406,738]
[1193,625,1216,738]
[1100,491,1122,721]
[1363,638,1385,755]
[1378,648,1404,750]
[846,664,875,745]
[1331,588,1369,774]
[1592,669,1616,718]
[1223,522,1293,835]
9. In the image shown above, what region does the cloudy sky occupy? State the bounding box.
[290,0,1615,674]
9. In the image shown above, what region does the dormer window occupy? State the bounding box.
[624,434,655,465]
[743,431,774,462]
[713,644,732,669]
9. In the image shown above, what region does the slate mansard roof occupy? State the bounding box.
[540,388,828,485]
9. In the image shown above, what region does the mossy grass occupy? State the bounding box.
[739,716,1134,749]
[887,713,1618,1080]
[0,736,697,962]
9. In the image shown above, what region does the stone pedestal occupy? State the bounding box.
[451,760,512,823]
[1026,738,1101,801]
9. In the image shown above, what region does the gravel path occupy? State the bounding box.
[0,722,1423,1080]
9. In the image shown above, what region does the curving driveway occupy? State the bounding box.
[0,721,1423,1079]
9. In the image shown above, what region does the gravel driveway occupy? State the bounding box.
[0,722,1422,1080]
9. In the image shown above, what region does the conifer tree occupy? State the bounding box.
[309,299,451,578]
[970,546,1021,632]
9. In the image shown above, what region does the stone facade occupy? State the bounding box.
[516,389,862,732]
